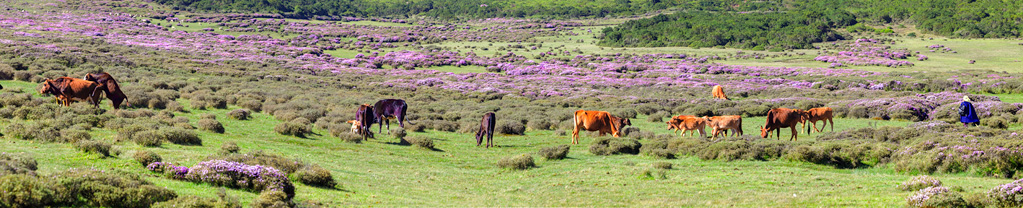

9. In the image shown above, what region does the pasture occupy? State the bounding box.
[3,0,1023,207]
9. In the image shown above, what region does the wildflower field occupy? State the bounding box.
[1,0,1023,207]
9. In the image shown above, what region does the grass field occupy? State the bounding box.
[0,79,1011,206]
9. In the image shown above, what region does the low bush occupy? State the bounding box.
[0,153,37,176]
[338,133,363,143]
[589,138,642,155]
[899,175,942,191]
[221,141,240,154]
[52,168,178,207]
[496,120,525,135]
[153,189,242,208]
[133,150,162,166]
[208,151,304,174]
[497,154,535,170]
[907,186,967,208]
[0,174,56,207]
[526,119,553,131]
[163,128,202,145]
[198,119,225,133]
[73,140,112,157]
[407,124,426,132]
[538,145,570,160]
[133,130,164,147]
[227,109,251,120]
[184,160,295,199]
[295,164,337,188]
[390,127,407,140]
[274,120,311,137]
[988,179,1023,207]
[404,136,435,149]
[251,190,293,208]
[653,162,673,170]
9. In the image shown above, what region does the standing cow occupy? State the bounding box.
[665,115,706,138]
[802,107,834,134]
[84,72,130,109]
[355,104,375,139]
[372,99,415,133]
[572,110,631,144]
[759,108,802,141]
[712,85,729,100]
[40,77,102,107]
[476,112,496,148]
[704,115,743,139]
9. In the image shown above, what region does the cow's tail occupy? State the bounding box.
[402,105,415,125]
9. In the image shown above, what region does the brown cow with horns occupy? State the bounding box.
[572,110,631,144]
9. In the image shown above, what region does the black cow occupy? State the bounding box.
[356,104,375,139]
[84,72,130,109]
[476,112,496,148]
[372,99,415,133]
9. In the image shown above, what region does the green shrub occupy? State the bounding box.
[221,141,240,154]
[295,164,337,188]
[653,162,673,170]
[407,124,426,132]
[251,190,292,208]
[73,140,112,157]
[404,136,435,149]
[0,153,37,176]
[496,121,525,135]
[133,150,162,166]
[153,189,242,208]
[227,109,250,120]
[51,168,178,207]
[538,145,570,160]
[163,128,202,145]
[899,175,942,191]
[497,154,535,170]
[0,174,57,207]
[526,119,553,131]
[589,138,642,155]
[198,118,225,133]
[390,127,407,139]
[338,133,362,143]
[274,120,311,137]
[133,130,164,147]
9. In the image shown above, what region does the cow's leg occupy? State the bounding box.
[385,117,391,131]
[487,131,493,148]
[476,131,483,146]
[698,128,706,138]
[572,127,580,145]
[828,118,834,132]
[790,126,797,141]
[776,129,781,140]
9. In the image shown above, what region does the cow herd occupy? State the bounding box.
[32,77,835,146]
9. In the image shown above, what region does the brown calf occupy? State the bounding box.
[704,115,743,139]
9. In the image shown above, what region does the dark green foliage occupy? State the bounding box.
[50,169,178,207]
[497,154,535,170]
[538,145,570,160]
[640,137,677,159]
[295,164,337,188]
[133,130,164,147]
[407,124,427,132]
[73,140,112,157]
[589,138,641,155]
[404,136,435,149]
[0,174,56,207]
[274,120,311,138]
[227,109,250,120]
[653,162,672,170]
[198,118,225,133]
[526,119,553,131]
[133,150,162,166]
[221,141,240,154]
[153,189,241,208]
[390,127,407,140]
[163,128,202,145]
[338,133,363,143]
[496,120,525,135]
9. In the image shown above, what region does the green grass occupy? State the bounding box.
[0,79,1012,206]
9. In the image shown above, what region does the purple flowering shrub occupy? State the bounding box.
[183,160,296,199]
[899,175,942,191]
[989,179,1023,207]
[907,186,967,208]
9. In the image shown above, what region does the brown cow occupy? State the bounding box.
[803,107,834,134]
[572,110,631,144]
[760,108,802,141]
[355,104,375,139]
[665,115,706,138]
[40,77,102,107]
[704,115,743,139]
[476,112,496,148]
[84,72,130,109]
[712,85,729,100]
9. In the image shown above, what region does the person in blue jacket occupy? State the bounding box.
[959,96,980,127]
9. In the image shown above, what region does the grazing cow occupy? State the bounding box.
[475,112,496,148]
[372,99,415,133]
[355,104,375,139]
[0,84,3,90]
[665,115,706,138]
[759,108,803,141]
[704,115,743,139]
[84,72,130,109]
[802,107,834,134]
[572,110,631,144]
[40,77,102,107]
[346,120,362,134]
[712,85,729,100]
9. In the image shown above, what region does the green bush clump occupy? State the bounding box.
[133,150,162,166]
[0,153,37,176]
[403,136,435,149]
[221,141,240,154]
[589,138,642,155]
[338,133,362,143]
[390,127,407,139]
[73,140,112,157]
[153,189,241,208]
[294,164,337,188]
[899,175,942,191]
[538,145,570,160]
[133,130,165,147]
[227,109,250,120]
[53,168,178,207]
[274,120,311,137]
[407,124,426,132]
[197,118,225,133]
[163,128,202,145]
[497,154,535,170]
[251,190,293,208]
[653,162,673,170]
[496,121,525,135]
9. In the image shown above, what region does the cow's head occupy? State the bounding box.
[665,119,679,130]
[759,125,768,138]
[83,73,93,81]
[347,120,362,134]
[40,79,56,95]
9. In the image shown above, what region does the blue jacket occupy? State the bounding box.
[959,101,980,123]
